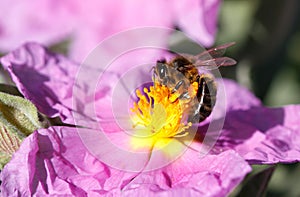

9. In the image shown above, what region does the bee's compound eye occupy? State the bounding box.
[156,62,168,79]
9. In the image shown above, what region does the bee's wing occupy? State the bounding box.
[196,42,236,59]
[181,42,236,70]
[194,57,237,70]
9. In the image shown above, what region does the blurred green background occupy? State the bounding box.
[218,0,300,196]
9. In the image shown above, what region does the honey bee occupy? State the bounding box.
[153,42,236,123]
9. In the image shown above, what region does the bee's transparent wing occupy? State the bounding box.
[196,42,235,59]
[194,57,237,70]
[181,42,237,70]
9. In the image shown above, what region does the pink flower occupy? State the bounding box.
[1,42,300,196]
[1,127,250,196]
[0,0,220,62]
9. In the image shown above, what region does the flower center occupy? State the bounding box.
[130,82,197,149]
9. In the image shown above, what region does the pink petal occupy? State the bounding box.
[220,79,262,111]
[1,43,78,123]
[0,42,169,125]
[1,127,110,196]
[0,0,75,51]
[208,78,262,122]
[217,105,300,164]
[1,126,251,196]
[69,0,172,62]
[172,0,221,46]
[193,79,300,164]
[110,150,251,196]
[0,0,220,62]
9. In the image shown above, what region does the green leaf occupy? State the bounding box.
[0,91,43,137]
[0,124,22,169]
[0,91,43,168]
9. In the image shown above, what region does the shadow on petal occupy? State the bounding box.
[196,107,284,147]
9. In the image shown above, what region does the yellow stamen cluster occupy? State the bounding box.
[130,82,197,149]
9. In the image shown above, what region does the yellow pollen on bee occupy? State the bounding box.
[189,82,199,98]
[130,82,197,150]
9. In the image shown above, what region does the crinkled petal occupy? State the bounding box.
[0,42,169,124]
[109,149,251,197]
[185,78,300,165]
[214,105,300,164]
[1,125,251,196]
[198,79,300,164]
[0,126,110,196]
[1,43,78,123]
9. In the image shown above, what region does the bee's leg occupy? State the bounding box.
[178,92,190,100]
[171,80,184,94]
[169,80,192,103]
